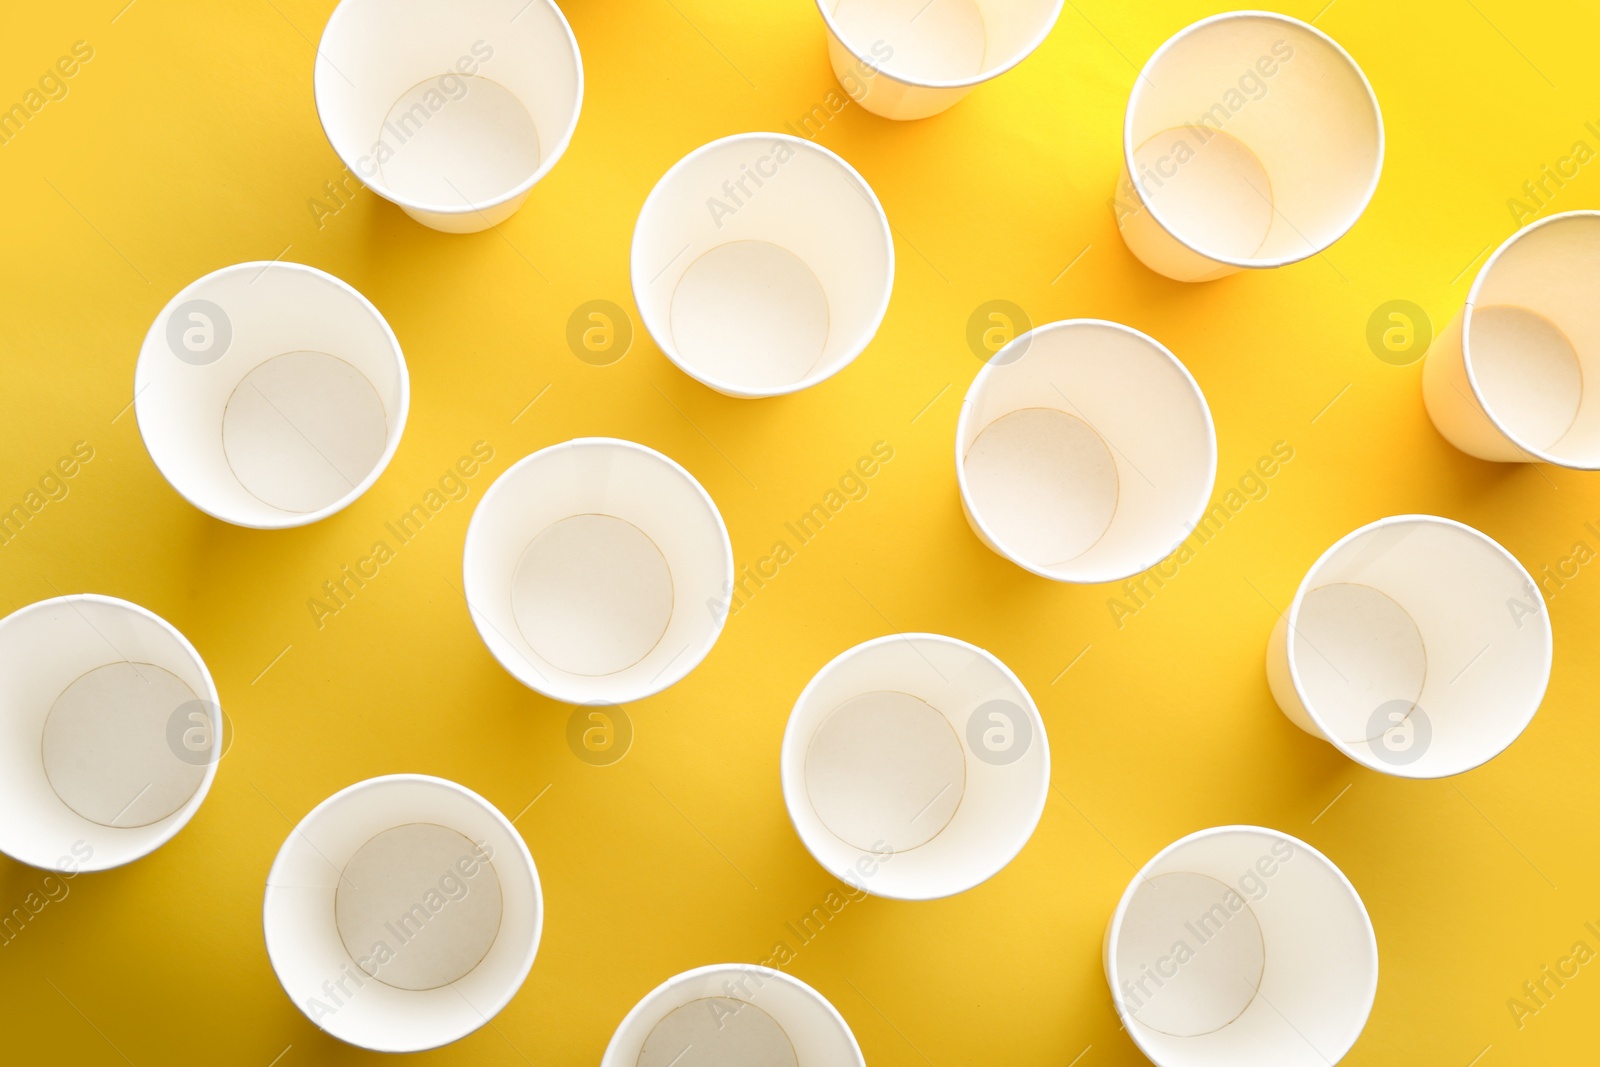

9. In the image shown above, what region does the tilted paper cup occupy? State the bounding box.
[0,595,222,872]
[780,634,1048,900]
[315,0,582,233]
[812,0,1064,120]
[1266,515,1551,778]
[263,774,541,1053]
[631,133,893,398]
[1116,12,1383,282]
[1104,826,1378,1067]
[135,262,408,529]
[957,320,1217,583]
[1424,211,1600,466]
[601,964,864,1067]
[463,438,734,704]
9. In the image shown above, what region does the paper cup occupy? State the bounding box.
[780,634,1048,900]
[0,595,222,872]
[1266,515,1551,778]
[1423,211,1600,465]
[812,0,1064,120]
[631,133,893,398]
[956,319,1216,583]
[314,0,583,233]
[1104,826,1377,1067]
[263,774,541,1053]
[134,262,408,529]
[463,438,733,704]
[1116,12,1383,282]
[601,964,864,1067]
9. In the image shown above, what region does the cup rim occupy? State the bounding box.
[133,260,410,530]
[1121,9,1385,271]
[1460,209,1600,467]
[461,436,735,703]
[779,632,1050,901]
[0,593,223,872]
[1283,513,1553,778]
[1104,824,1378,1066]
[811,0,1066,90]
[311,0,585,221]
[954,318,1219,584]
[629,131,894,398]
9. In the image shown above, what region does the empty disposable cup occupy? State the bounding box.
[134,262,408,529]
[957,319,1216,583]
[781,633,1048,900]
[601,964,864,1067]
[263,774,541,1052]
[1104,826,1377,1067]
[1423,211,1600,466]
[631,133,893,398]
[1116,12,1383,282]
[1266,515,1551,778]
[463,438,733,704]
[0,594,222,872]
[314,0,583,233]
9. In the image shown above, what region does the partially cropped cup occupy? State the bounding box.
[781,634,1048,900]
[0,595,222,871]
[1267,515,1551,778]
[135,262,408,529]
[315,0,583,233]
[1116,12,1383,282]
[632,133,893,397]
[957,319,1216,582]
[263,774,542,1052]
[1423,211,1600,465]
[813,0,1064,120]
[1104,826,1377,1067]
[602,964,863,1067]
[463,438,733,703]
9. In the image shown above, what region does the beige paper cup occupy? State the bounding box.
[1423,211,1600,465]
[1116,12,1383,282]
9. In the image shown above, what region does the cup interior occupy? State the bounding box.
[958,321,1215,582]
[0,595,220,871]
[818,0,1061,87]
[463,438,732,703]
[781,634,1048,900]
[263,774,541,1053]
[632,134,892,397]
[315,0,582,216]
[1286,517,1550,777]
[1108,827,1376,1067]
[1126,14,1381,266]
[1466,212,1600,465]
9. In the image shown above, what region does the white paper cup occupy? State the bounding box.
[1423,211,1600,465]
[956,319,1216,583]
[1266,515,1551,779]
[134,262,408,529]
[601,964,864,1067]
[1116,12,1383,282]
[263,774,541,1052]
[813,0,1064,121]
[314,0,583,233]
[1104,826,1377,1067]
[463,438,733,704]
[0,595,222,872]
[631,133,893,398]
[780,634,1048,900]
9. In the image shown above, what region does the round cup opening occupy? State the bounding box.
[816,0,1063,89]
[957,320,1216,583]
[463,438,733,704]
[1124,13,1382,268]
[780,634,1048,900]
[632,134,893,398]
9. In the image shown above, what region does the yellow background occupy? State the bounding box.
[2,0,1599,1063]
